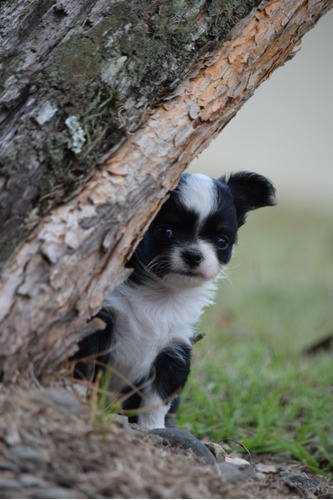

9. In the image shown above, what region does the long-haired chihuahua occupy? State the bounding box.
[72,171,276,429]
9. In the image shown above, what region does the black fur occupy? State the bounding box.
[71,171,275,429]
[71,310,114,380]
[220,172,276,226]
[152,343,192,400]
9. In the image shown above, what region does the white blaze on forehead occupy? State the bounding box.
[178,173,216,222]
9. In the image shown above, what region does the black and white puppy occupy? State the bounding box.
[72,171,275,430]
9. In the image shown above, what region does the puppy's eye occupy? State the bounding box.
[217,235,230,250]
[155,226,174,240]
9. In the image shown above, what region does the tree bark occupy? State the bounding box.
[0,0,332,382]
[0,0,263,265]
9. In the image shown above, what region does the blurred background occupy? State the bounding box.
[186,8,333,354]
[180,10,333,461]
[189,9,333,213]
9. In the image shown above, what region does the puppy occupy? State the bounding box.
[72,171,275,429]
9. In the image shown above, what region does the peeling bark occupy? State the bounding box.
[0,0,262,264]
[0,0,332,382]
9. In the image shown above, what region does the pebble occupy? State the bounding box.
[280,470,326,496]
[22,431,49,448]
[219,462,247,483]
[149,428,216,464]
[34,388,82,416]
[0,476,21,489]
[11,445,47,465]
[204,442,226,462]
[32,487,78,499]
[225,456,258,479]
[4,423,21,446]
[226,455,252,469]
[19,473,48,488]
[0,461,20,472]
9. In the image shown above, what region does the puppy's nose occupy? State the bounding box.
[182,249,203,268]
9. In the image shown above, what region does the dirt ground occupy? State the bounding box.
[0,386,332,499]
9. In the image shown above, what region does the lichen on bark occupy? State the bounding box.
[0,0,262,266]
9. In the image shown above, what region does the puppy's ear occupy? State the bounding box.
[219,172,276,227]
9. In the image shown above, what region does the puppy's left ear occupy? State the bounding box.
[219,172,276,227]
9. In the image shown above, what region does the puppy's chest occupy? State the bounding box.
[104,284,205,386]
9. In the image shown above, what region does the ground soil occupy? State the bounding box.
[0,386,332,499]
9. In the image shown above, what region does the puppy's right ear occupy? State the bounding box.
[219,172,276,227]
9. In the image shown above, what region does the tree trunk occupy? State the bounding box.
[0,0,331,383]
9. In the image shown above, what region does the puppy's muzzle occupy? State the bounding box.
[181,249,203,268]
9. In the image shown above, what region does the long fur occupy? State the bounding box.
[71,171,275,429]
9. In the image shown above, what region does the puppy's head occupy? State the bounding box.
[130,172,275,288]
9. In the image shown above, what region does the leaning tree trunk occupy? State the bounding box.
[0,0,331,383]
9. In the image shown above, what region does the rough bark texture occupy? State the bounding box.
[0,0,262,265]
[0,0,332,382]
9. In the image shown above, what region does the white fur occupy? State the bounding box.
[169,240,221,283]
[75,171,272,429]
[100,173,226,428]
[103,278,217,393]
[178,174,217,224]
[137,390,171,430]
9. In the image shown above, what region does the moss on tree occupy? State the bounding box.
[0,0,261,264]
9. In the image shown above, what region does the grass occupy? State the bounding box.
[177,204,333,474]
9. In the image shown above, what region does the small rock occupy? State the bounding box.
[204,442,226,462]
[279,470,328,496]
[11,445,47,465]
[32,487,78,499]
[144,433,165,447]
[22,432,48,448]
[149,428,216,464]
[0,476,21,490]
[4,423,21,446]
[225,455,257,479]
[34,388,82,416]
[0,461,20,472]
[218,455,258,482]
[19,473,48,488]
[225,455,252,469]
[256,463,280,474]
[219,462,247,483]
[112,414,129,426]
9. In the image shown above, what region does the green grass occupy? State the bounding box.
[178,204,333,474]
